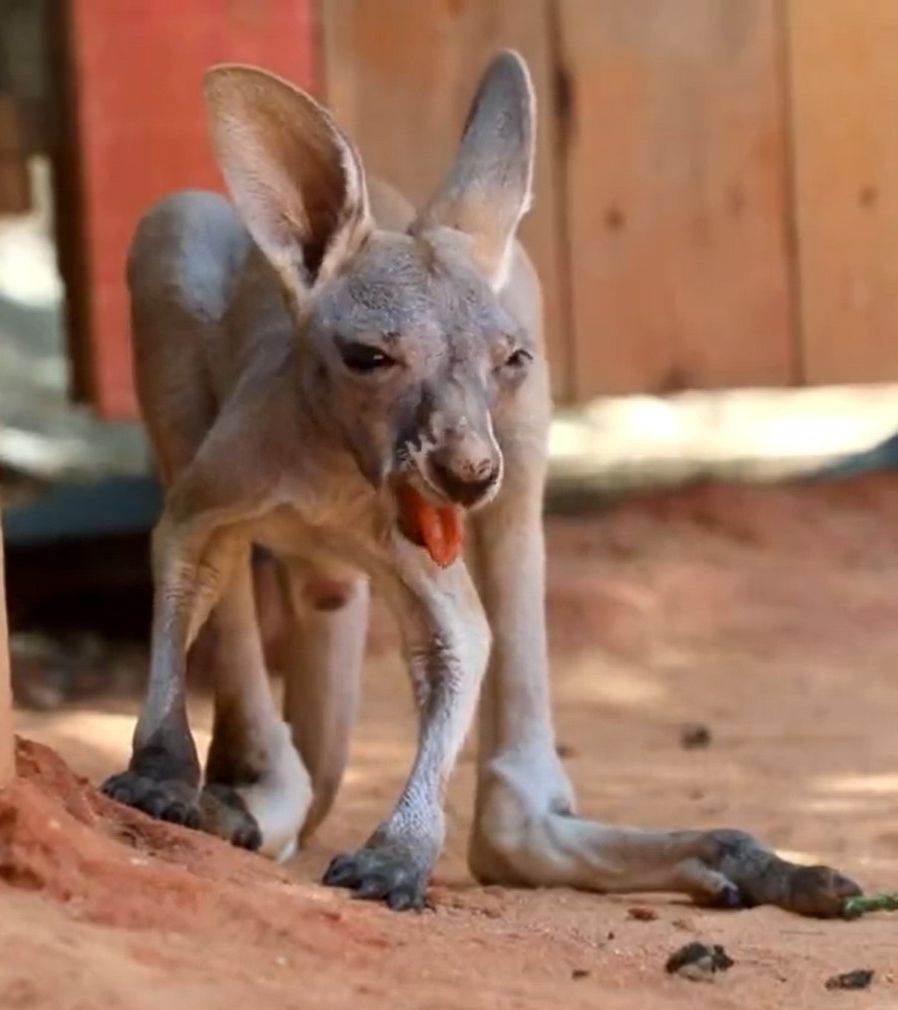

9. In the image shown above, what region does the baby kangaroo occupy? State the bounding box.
[105,51,859,915]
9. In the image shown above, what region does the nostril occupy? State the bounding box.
[430,457,499,506]
[473,457,499,484]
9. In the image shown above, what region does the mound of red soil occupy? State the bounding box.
[0,738,293,931]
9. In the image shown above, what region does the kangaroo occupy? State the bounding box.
[104,51,859,915]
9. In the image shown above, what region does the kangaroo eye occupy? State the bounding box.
[504,348,533,369]
[341,342,395,373]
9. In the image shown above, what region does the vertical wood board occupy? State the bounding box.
[789,0,898,384]
[559,0,795,397]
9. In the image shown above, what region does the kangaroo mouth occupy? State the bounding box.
[395,481,464,568]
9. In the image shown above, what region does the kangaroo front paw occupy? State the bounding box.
[323,844,430,911]
[696,829,862,918]
[102,770,201,828]
[199,783,263,851]
[202,721,310,862]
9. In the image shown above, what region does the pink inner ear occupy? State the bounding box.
[205,65,370,289]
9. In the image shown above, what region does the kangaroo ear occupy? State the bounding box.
[413,50,535,289]
[203,64,371,292]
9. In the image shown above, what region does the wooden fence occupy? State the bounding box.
[59,0,898,415]
[322,0,898,403]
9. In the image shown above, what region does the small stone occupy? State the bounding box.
[571,969,590,980]
[677,963,713,983]
[665,942,734,982]
[628,906,659,922]
[680,723,712,750]
[825,969,874,991]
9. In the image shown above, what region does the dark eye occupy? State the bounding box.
[504,348,533,369]
[340,342,395,373]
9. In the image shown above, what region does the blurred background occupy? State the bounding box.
[3,0,898,701]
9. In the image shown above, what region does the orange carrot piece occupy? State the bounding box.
[398,485,463,567]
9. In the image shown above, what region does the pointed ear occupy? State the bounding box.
[203,64,371,292]
[413,50,535,289]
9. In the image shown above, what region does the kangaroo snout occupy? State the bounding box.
[426,434,502,508]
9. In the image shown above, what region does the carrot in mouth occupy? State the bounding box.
[396,483,463,568]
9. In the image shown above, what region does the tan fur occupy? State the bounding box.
[105,52,858,916]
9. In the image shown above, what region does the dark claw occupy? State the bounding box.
[323,854,358,888]
[106,784,130,805]
[153,796,182,821]
[166,801,195,826]
[200,783,263,851]
[102,774,131,802]
[355,876,391,900]
[233,822,263,851]
[388,887,424,912]
[711,882,746,910]
[100,770,200,831]
[322,848,428,911]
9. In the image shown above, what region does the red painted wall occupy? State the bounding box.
[65,1,317,419]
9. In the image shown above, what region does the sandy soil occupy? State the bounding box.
[4,477,898,1009]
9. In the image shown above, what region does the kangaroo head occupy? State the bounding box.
[203,51,535,553]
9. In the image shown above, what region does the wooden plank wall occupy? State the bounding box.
[559,0,795,398]
[789,0,898,384]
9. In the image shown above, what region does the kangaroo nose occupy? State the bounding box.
[429,447,500,507]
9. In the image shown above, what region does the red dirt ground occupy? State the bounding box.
[4,476,898,1009]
